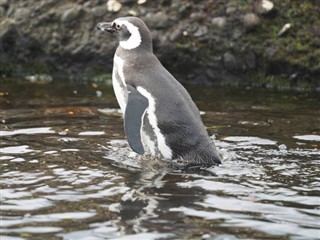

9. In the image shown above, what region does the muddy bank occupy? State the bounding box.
[1,0,319,90]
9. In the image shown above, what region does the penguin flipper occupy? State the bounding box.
[124,85,149,155]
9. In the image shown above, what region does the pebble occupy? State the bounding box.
[278,23,291,36]
[242,13,260,30]
[137,0,147,4]
[107,0,122,12]
[127,9,137,16]
[211,16,226,29]
[255,0,274,15]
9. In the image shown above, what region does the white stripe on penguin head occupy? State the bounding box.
[117,20,142,50]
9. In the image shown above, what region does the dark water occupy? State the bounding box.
[1,79,319,240]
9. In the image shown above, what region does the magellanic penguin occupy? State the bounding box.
[97,17,221,167]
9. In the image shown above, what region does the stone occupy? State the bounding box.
[92,5,108,17]
[242,13,260,30]
[254,0,274,15]
[107,0,122,12]
[245,51,256,69]
[226,3,237,15]
[144,12,169,29]
[61,6,83,22]
[14,8,31,22]
[128,9,137,16]
[25,74,53,83]
[226,6,236,15]
[211,16,226,29]
[278,23,291,36]
[193,25,208,37]
[223,52,239,71]
[0,18,15,38]
[137,0,147,4]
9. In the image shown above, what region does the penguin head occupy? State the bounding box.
[97,17,152,52]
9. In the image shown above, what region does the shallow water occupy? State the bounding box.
[1,79,320,240]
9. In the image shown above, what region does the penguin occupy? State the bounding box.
[97,17,221,167]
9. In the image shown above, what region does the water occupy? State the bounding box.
[1,79,319,240]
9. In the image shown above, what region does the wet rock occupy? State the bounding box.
[254,0,274,15]
[211,16,226,29]
[242,13,260,30]
[107,0,122,12]
[61,6,83,22]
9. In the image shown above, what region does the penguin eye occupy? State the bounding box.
[113,22,122,30]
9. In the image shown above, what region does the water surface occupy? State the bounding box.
[1,79,319,239]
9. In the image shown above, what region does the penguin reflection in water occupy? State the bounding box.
[97,17,221,167]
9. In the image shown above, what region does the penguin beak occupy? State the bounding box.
[96,22,114,33]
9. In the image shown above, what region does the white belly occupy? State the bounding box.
[112,55,127,113]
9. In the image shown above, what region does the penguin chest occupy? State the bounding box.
[112,55,127,113]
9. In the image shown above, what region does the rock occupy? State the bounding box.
[144,12,169,29]
[226,6,236,15]
[0,0,9,10]
[61,6,83,22]
[211,16,226,29]
[0,18,15,38]
[278,23,291,36]
[193,25,208,37]
[245,51,256,69]
[190,12,205,21]
[107,0,122,12]
[223,52,239,71]
[242,13,260,30]
[137,0,147,4]
[14,8,31,22]
[254,0,274,15]
[92,5,108,17]
[25,74,53,83]
[128,9,137,16]
[265,45,277,59]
